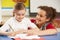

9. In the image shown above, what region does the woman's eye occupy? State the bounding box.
[40,15,43,17]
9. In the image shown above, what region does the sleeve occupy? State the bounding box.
[0,18,12,32]
[46,23,56,29]
[30,18,36,23]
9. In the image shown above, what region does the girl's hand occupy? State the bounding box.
[14,29,27,34]
[7,32,16,36]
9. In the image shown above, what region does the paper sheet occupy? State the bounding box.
[10,34,40,39]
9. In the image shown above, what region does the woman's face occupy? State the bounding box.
[36,9,49,25]
[14,9,26,22]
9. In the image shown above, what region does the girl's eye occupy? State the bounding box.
[37,14,39,16]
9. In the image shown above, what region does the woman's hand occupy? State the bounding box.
[27,28,40,36]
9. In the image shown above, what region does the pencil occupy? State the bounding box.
[8,24,14,32]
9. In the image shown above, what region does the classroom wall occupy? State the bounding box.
[2,8,29,16]
[1,0,29,16]
[30,0,60,13]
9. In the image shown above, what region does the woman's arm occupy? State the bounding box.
[27,29,57,36]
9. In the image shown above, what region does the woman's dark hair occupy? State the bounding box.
[38,6,57,22]
[14,2,25,10]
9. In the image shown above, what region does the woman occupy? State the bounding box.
[29,6,57,36]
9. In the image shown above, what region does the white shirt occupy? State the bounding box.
[0,17,37,32]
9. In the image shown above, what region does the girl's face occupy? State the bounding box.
[36,9,50,25]
[14,9,26,22]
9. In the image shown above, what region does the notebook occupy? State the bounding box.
[10,34,40,39]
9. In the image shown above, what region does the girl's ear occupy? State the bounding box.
[13,10,17,16]
[13,13,15,16]
[13,10,15,16]
[13,9,16,13]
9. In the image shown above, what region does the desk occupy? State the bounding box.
[41,32,60,40]
[0,32,60,40]
[0,35,12,40]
